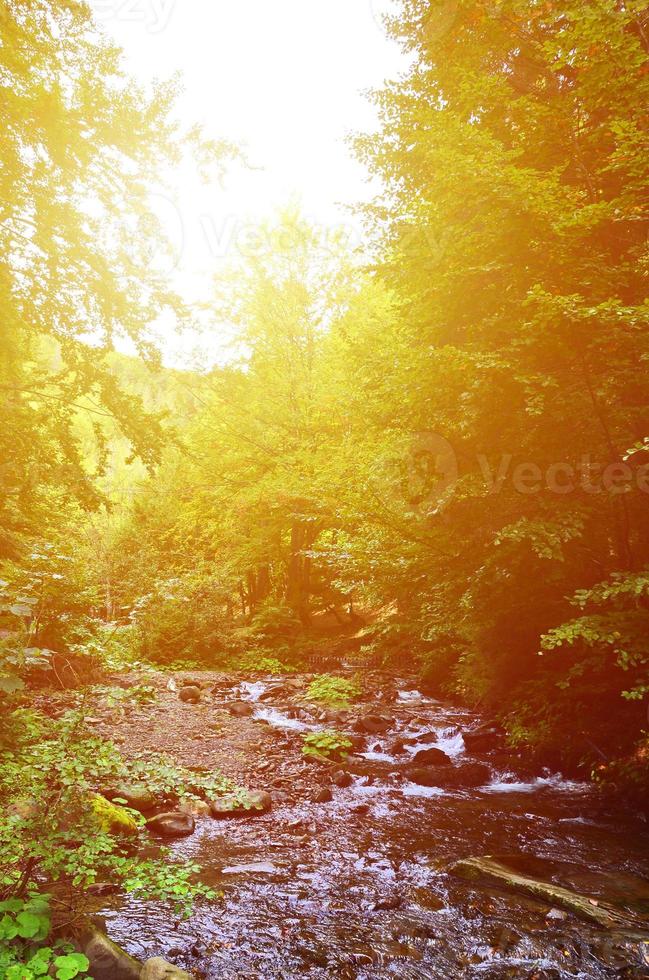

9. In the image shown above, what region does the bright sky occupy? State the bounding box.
[91,0,406,366]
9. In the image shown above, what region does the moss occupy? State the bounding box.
[90,794,139,836]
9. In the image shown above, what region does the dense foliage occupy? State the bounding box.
[107,0,649,786]
[1,7,649,968]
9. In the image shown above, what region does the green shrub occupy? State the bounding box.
[305,674,360,709]
[0,893,92,980]
[131,574,229,665]
[71,622,141,672]
[302,729,353,762]
[0,706,224,920]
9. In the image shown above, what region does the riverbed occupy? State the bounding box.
[95,673,649,978]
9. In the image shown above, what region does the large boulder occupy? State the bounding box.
[441,762,491,787]
[178,686,201,704]
[229,701,254,717]
[405,767,439,787]
[146,811,195,838]
[83,931,141,980]
[141,957,193,979]
[211,790,272,818]
[408,746,452,767]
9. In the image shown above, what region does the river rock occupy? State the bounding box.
[354,715,393,734]
[146,811,195,837]
[407,763,490,788]
[347,734,366,752]
[313,786,333,803]
[141,957,192,979]
[103,784,156,813]
[373,893,403,911]
[322,708,348,724]
[86,882,120,897]
[229,701,254,717]
[331,770,353,788]
[211,790,272,818]
[546,907,568,921]
[91,795,139,836]
[404,731,439,746]
[462,726,503,752]
[443,762,491,787]
[7,797,39,820]
[222,861,278,875]
[83,930,141,980]
[178,686,201,704]
[178,798,211,817]
[408,746,452,767]
[405,767,440,787]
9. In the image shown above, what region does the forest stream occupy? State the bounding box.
[78,671,649,979]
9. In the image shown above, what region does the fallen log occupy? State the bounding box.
[450,856,648,934]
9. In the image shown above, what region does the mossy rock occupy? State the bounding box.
[91,794,139,836]
[211,790,272,818]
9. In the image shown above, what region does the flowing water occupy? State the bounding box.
[99,679,649,978]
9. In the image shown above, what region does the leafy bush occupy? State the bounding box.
[0,706,224,919]
[233,603,302,645]
[0,893,92,979]
[302,729,352,762]
[540,568,649,703]
[71,622,141,672]
[131,574,230,665]
[157,658,204,672]
[305,674,360,709]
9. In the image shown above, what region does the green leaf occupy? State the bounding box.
[0,913,19,939]
[0,898,24,913]
[54,952,90,979]
[6,965,35,980]
[0,675,25,694]
[16,909,46,938]
[9,604,34,617]
[27,947,54,975]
